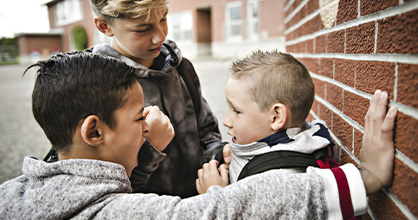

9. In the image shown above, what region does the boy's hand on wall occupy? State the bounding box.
[359,90,397,196]
[196,160,229,194]
[144,106,174,152]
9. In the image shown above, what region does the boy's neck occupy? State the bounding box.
[110,40,154,68]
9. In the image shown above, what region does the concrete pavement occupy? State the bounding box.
[0,64,51,183]
[0,58,232,184]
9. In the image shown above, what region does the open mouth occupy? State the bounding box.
[232,137,237,143]
[228,133,237,143]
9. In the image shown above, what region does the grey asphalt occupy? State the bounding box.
[0,58,231,184]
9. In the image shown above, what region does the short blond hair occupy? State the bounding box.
[90,0,171,23]
[230,50,315,126]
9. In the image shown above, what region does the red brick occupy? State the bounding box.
[360,0,398,16]
[306,113,313,122]
[397,64,418,108]
[313,78,325,98]
[394,113,418,162]
[377,10,418,54]
[392,159,418,216]
[306,0,319,15]
[319,103,333,128]
[286,44,297,53]
[327,30,345,53]
[306,39,314,53]
[294,26,303,39]
[291,41,304,53]
[326,83,343,111]
[334,59,356,87]
[285,3,295,18]
[315,34,327,53]
[299,57,319,74]
[355,61,395,96]
[332,115,353,150]
[312,99,320,115]
[368,190,408,220]
[343,91,369,127]
[303,15,321,35]
[340,148,356,164]
[336,0,358,24]
[285,21,292,32]
[318,58,333,78]
[285,28,296,41]
[287,6,303,29]
[353,129,363,158]
[346,21,375,54]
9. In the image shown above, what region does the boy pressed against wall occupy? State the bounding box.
[0,51,395,219]
[225,50,337,183]
[85,0,228,198]
[196,50,398,218]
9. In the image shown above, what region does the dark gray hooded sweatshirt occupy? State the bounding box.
[91,40,225,198]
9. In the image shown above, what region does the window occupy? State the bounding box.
[55,0,83,26]
[247,0,259,40]
[167,12,193,42]
[225,2,243,41]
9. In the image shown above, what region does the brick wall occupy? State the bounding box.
[284,0,418,219]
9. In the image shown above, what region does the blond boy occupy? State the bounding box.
[197,50,397,218]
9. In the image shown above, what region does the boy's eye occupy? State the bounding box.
[135,28,149,33]
[136,116,145,121]
[233,109,241,114]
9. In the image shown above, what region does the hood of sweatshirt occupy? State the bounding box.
[0,157,132,219]
[92,40,182,79]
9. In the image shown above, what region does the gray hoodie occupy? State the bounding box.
[0,156,367,219]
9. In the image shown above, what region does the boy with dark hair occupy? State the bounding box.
[86,0,228,198]
[0,52,397,219]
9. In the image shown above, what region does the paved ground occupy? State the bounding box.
[0,64,51,183]
[191,57,231,142]
[0,58,231,183]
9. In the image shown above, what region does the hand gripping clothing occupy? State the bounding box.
[0,156,367,219]
[91,40,225,198]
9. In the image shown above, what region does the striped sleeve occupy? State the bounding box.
[307,163,368,220]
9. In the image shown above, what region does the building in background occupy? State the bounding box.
[167,0,286,59]
[10,0,418,219]
[18,0,109,63]
[18,0,285,61]
[44,0,110,52]
[17,32,62,64]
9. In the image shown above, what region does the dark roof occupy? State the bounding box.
[16,32,62,37]
[44,0,64,6]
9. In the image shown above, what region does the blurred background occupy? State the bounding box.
[0,1,417,219]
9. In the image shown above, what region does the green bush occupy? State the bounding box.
[72,26,88,51]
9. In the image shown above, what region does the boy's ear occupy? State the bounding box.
[80,115,104,146]
[94,16,114,37]
[270,103,288,131]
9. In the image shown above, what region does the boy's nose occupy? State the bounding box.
[152,26,166,44]
[223,116,232,128]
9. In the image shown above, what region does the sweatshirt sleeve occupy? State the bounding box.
[129,141,166,191]
[98,164,367,219]
[308,163,368,219]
